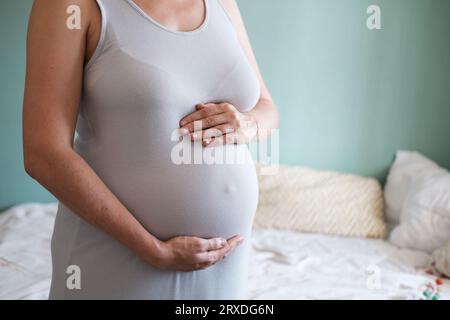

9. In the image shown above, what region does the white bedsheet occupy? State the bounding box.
[0,203,448,300]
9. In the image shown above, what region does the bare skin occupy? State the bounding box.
[23,0,278,272]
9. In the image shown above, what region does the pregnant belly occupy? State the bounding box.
[81,142,259,241]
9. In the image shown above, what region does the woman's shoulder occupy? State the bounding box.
[30,0,100,31]
[29,0,101,69]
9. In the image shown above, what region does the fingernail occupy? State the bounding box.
[179,128,189,136]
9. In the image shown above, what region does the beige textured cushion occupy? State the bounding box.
[254,165,387,239]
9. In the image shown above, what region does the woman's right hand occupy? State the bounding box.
[149,235,245,271]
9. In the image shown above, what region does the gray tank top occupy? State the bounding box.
[76,0,261,238]
[50,0,261,299]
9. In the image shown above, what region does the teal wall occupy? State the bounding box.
[1,0,55,209]
[1,0,450,208]
[239,0,450,178]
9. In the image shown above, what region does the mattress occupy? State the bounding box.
[0,203,448,300]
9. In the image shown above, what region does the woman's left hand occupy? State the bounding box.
[179,103,258,147]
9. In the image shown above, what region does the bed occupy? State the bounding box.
[1,203,448,300]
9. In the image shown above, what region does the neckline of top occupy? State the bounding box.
[125,0,210,36]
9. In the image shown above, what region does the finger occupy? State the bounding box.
[205,132,240,147]
[193,252,217,266]
[195,236,244,266]
[187,113,229,140]
[202,125,237,145]
[192,237,227,252]
[227,235,245,250]
[206,237,228,251]
[199,102,233,111]
[180,104,224,127]
[195,103,207,110]
[204,125,235,139]
[195,247,227,266]
[218,236,245,261]
[191,130,223,142]
[192,125,235,142]
[203,135,222,147]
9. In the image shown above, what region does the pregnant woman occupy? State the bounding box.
[23,0,278,299]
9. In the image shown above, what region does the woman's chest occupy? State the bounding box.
[83,25,260,116]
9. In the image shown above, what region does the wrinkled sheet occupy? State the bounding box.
[249,229,449,300]
[0,203,448,300]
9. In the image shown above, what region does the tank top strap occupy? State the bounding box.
[213,0,239,34]
[85,0,142,71]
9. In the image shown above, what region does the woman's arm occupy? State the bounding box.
[180,0,279,146]
[220,0,279,139]
[23,0,241,272]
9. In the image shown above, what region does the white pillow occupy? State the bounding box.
[433,244,450,278]
[384,150,440,224]
[389,167,450,253]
